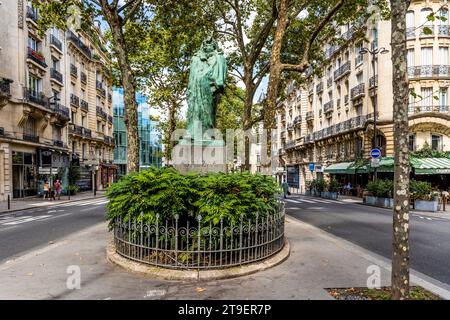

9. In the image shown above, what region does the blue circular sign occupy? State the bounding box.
[370,148,381,158]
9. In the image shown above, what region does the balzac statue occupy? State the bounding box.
[186,36,227,140]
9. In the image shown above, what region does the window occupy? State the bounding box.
[440,47,449,65]
[439,8,449,26]
[440,88,448,110]
[82,143,87,159]
[407,49,415,67]
[355,138,363,158]
[51,26,60,39]
[24,117,36,136]
[81,115,86,127]
[28,36,38,51]
[421,8,433,26]
[71,111,76,124]
[431,134,442,151]
[356,72,363,84]
[72,141,77,154]
[52,59,59,71]
[81,89,85,99]
[421,87,433,109]
[96,96,101,106]
[52,125,62,141]
[409,134,416,151]
[406,11,415,29]
[28,75,42,94]
[421,47,433,65]
[97,121,101,132]
[71,83,76,94]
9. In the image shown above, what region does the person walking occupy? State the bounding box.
[54,179,62,200]
[282,181,289,199]
[43,181,50,200]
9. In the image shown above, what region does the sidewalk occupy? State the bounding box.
[0,215,449,299]
[0,191,107,214]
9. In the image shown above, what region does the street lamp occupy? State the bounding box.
[359,44,389,180]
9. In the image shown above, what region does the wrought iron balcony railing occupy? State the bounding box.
[108,115,113,123]
[50,35,62,51]
[334,61,351,81]
[66,30,92,58]
[70,94,79,107]
[408,65,450,79]
[324,101,334,114]
[24,88,49,108]
[50,68,63,84]
[80,99,89,112]
[305,111,314,121]
[350,83,365,100]
[408,105,449,114]
[406,27,416,39]
[23,133,39,143]
[80,72,87,83]
[26,6,38,22]
[96,81,106,97]
[316,82,324,94]
[53,140,64,148]
[27,47,47,68]
[96,106,107,119]
[70,64,78,77]
[439,25,450,37]
[52,104,70,121]
[369,75,378,88]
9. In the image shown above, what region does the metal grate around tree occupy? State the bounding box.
[113,201,285,270]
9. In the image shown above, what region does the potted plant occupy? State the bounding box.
[364,179,394,208]
[410,180,439,212]
[323,179,339,200]
[315,179,326,198]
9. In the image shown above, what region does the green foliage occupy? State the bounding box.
[67,185,80,195]
[412,142,450,158]
[106,168,281,229]
[410,179,434,201]
[68,165,81,186]
[328,179,340,193]
[314,179,326,193]
[366,179,394,198]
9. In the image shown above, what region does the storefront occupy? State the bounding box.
[100,163,117,190]
[36,149,70,195]
[287,165,300,189]
[12,150,37,198]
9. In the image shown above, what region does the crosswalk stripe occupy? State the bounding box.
[1,215,51,226]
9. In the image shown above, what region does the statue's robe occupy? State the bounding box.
[186,50,227,139]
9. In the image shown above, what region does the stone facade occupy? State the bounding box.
[0,1,114,200]
[275,0,450,191]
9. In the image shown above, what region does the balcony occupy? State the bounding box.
[108,115,113,124]
[23,134,39,143]
[96,106,107,120]
[52,104,70,121]
[293,115,301,127]
[419,26,434,38]
[66,30,92,59]
[80,99,89,112]
[70,64,78,78]
[108,93,112,103]
[83,128,92,138]
[53,140,64,148]
[344,94,349,105]
[406,27,415,39]
[26,6,38,22]
[80,72,87,84]
[69,124,83,136]
[324,101,334,115]
[336,98,341,109]
[334,61,351,81]
[96,81,106,97]
[439,25,450,37]
[304,134,313,144]
[305,111,314,121]
[408,65,450,79]
[285,140,296,150]
[369,75,378,88]
[327,77,333,88]
[350,83,365,100]
[70,94,79,107]
[24,88,49,108]
[50,68,63,84]
[50,35,62,51]
[27,47,47,68]
[316,82,324,94]
[104,136,114,145]
[287,123,294,131]
[408,105,450,115]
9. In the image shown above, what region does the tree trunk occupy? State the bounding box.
[164,101,177,163]
[102,6,140,173]
[390,0,411,300]
[242,71,255,171]
[264,0,289,158]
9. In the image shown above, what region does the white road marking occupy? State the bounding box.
[2,215,52,226]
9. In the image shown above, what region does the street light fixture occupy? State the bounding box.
[359,45,389,180]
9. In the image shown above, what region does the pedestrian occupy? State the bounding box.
[282,181,289,199]
[43,181,49,200]
[54,179,62,200]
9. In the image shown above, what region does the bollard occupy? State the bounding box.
[7,194,10,210]
[68,187,71,200]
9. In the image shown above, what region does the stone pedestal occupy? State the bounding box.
[172,139,228,174]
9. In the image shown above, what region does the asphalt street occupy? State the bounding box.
[0,198,108,263]
[284,194,450,285]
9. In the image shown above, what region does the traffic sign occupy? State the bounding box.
[371,158,380,168]
[309,163,315,172]
[370,148,381,159]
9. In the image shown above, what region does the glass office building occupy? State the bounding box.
[113,88,162,176]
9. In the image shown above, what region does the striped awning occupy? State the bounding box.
[413,157,450,175]
[324,162,358,174]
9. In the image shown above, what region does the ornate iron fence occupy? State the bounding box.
[113,201,286,270]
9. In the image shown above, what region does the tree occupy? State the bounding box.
[210,0,278,170]
[390,0,411,300]
[34,0,151,173]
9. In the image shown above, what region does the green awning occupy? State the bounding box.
[374,157,395,173]
[413,157,450,175]
[324,162,357,174]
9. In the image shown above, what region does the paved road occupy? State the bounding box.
[0,198,108,263]
[285,194,450,285]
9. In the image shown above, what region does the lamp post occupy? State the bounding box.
[360,43,389,181]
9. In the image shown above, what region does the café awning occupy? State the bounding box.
[413,157,450,175]
[324,162,357,174]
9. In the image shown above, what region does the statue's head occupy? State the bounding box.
[201,37,218,54]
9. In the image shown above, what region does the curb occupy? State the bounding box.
[106,238,290,281]
[0,195,106,216]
